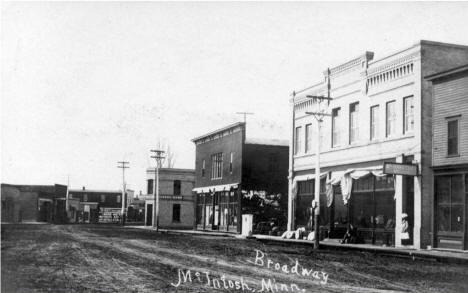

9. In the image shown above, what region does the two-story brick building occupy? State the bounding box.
[68,188,123,223]
[289,41,468,249]
[192,122,289,233]
[144,168,195,229]
[426,64,468,250]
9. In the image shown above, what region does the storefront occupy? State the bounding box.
[294,167,404,246]
[194,184,240,232]
[433,169,468,250]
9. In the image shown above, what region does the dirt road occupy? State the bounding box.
[2,224,467,293]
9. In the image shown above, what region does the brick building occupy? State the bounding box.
[192,122,289,233]
[144,168,195,229]
[1,183,68,223]
[426,64,468,250]
[289,40,468,249]
[68,188,123,223]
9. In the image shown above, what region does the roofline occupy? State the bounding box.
[292,40,468,96]
[245,138,289,147]
[370,40,468,66]
[146,167,195,173]
[420,39,468,50]
[68,189,122,193]
[292,81,324,97]
[191,122,245,142]
[425,64,468,81]
[1,183,60,188]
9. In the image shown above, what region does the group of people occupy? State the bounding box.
[341,213,411,245]
[281,227,316,241]
[279,212,412,246]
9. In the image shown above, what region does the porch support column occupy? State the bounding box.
[413,175,422,249]
[287,95,296,231]
[144,201,148,226]
[395,155,404,247]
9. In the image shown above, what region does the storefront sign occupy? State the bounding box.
[383,162,418,176]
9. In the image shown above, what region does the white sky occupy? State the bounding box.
[2,1,468,193]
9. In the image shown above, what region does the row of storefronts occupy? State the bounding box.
[288,41,468,250]
[188,41,468,251]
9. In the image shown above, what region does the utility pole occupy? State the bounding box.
[66,175,70,213]
[150,149,165,231]
[236,112,254,139]
[305,94,332,249]
[117,161,129,226]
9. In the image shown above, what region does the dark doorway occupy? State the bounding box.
[146,204,153,226]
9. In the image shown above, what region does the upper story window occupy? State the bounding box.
[229,152,233,173]
[349,102,359,144]
[294,126,303,155]
[83,194,88,202]
[117,195,121,203]
[173,180,181,195]
[332,108,341,147]
[403,96,414,134]
[447,118,459,156]
[386,101,396,137]
[147,179,154,194]
[100,194,106,202]
[211,153,223,179]
[202,160,206,177]
[305,124,312,153]
[370,105,379,141]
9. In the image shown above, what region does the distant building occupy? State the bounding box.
[192,122,289,234]
[426,64,468,250]
[127,191,145,223]
[68,187,123,223]
[1,183,68,223]
[144,168,195,229]
[289,40,468,249]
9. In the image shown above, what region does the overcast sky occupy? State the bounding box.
[2,1,468,193]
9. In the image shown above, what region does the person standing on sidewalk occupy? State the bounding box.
[401,213,411,246]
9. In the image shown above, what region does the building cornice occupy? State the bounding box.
[191,122,245,143]
[425,64,468,81]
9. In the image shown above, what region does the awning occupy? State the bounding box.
[293,172,328,183]
[192,183,239,194]
[293,166,388,206]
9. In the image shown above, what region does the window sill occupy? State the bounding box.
[446,154,460,158]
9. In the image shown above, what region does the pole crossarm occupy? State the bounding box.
[236,112,254,124]
[117,161,130,168]
[305,111,332,117]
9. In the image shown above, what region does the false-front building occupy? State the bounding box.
[427,64,468,250]
[288,40,468,249]
[192,122,289,233]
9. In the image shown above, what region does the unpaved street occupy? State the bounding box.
[2,224,468,293]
